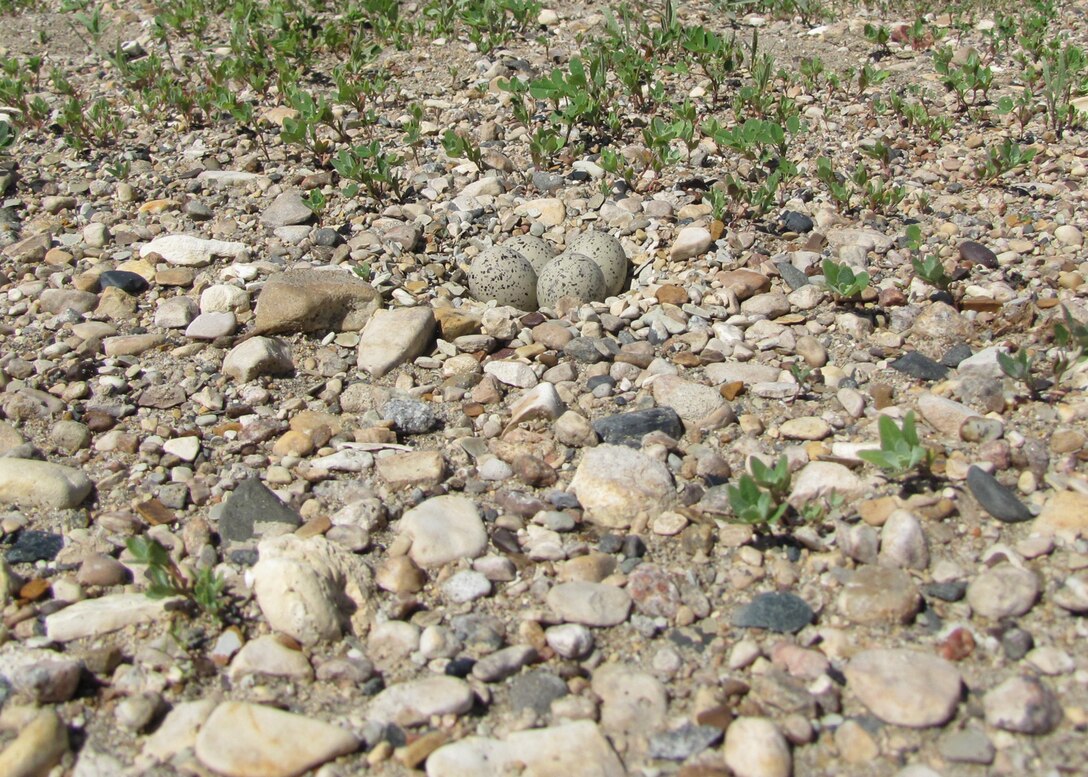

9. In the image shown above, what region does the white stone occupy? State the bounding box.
[195,702,357,777]
[570,445,676,529]
[140,234,247,267]
[162,436,200,462]
[650,375,726,421]
[426,721,624,777]
[229,634,313,681]
[141,699,217,764]
[357,307,436,378]
[45,593,172,642]
[200,283,249,313]
[723,717,792,777]
[547,582,631,627]
[845,649,962,727]
[367,676,474,726]
[398,495,488,568]
[670,226,713,261]
[223,336,293,382]
[483,360,538,388]
[592,663,667,737]
[0,458,92,509]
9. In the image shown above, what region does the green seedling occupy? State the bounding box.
[912,254,951,291]
[750,455,791,501]
[822,258,870,301]
[301,188,326,216]
[1052,305,1088,385]
[997,349,1039,397]
[332,141,405,201]
[858,411,932,478]
[728,474,788,527]
[126,536,227,620]
[0,118,14,153]
[442,129,483,166]
[978,138,1037,181]
[864,23,891,57]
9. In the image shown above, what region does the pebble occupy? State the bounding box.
[261,190,313,226]
[937,728,995,764]
[838,565,921,624]
[671,226,713,260]
[732,591,814,633]
[368,676,474,726]
[649,722,723,760]
[442,569,492,603]
[982,676,1063,734]
[45,593,171,642]
[229,634,313,681]
[723,717,792,777]
[890,351,949,381]
[545,622,594,658]
[142,699,216,764]
[570,444,676,529]
[965,564,1039,619]
[0,458,92,509]
[223,336,294,381]
[547,581,632,626]
[966,466,1033,523]
[11,658,83,702]
[6,530,64,563]
[845,649,962,727]
[399,495,487,568]
[195,701,358,777]
[0,708,68,777]
[1033,490,1088,539]
[879,510,929,569]
[592,663,667,737]
[426,720,624,777]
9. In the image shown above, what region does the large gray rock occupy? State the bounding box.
[252,269,381,335]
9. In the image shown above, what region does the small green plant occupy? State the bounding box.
[301,188,326,216]
[858,411,932,478]
[1052,305,1088,385]
[978,138,1037,181]
[789,359,814,393]
[351,261,372,280]
[750,455,791,502]
[822,258,870,301]
[728,472,788,527]
[126,536,227,620]
[332,141,405,201]
[864,23,891,57]
[0,118,15,153]
[912,254,951,291]
[997,348,1039,397]
[442,128,483,166]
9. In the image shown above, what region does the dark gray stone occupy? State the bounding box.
[922,581,967,602]
[592,407,683,447]
[959,240,998,268]
[183,200,213,221]
[732,592,814,634]
[381,399,437,435]
[508,669,568,715]
[312,227,342,246]
[649,723,723,760]
[563,337,609,363]
[890,351,949,381]
[779,210,813,234]
[1002,627,1034,660]
[219,478,301,542]
[6,530,64,563]
[99,270,148,294]
[941,343,973,367]
[776,261,810,291]
[967,466,1033,523]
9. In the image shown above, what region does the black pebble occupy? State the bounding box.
[890,351,949,381]
[98,270,148,294]
[732,591,814,634]
[5,530,64,564]
[967,466,1033,523]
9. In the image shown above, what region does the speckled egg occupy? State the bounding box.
[565,230,628,296]
[469,245,538,310]
[536,252,607,308]
[504,235,557,275]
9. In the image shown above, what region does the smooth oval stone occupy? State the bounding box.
[98,270,149,294]
[967,466,1032,523]
[732,591,814,634]
[958,240,998,268]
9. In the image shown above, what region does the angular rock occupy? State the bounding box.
[837,565,921,625]
[1034,490,1088,539]
[141,699,217,764]
[219,478,302,542]
[733,592,814,634]
[195,702,357,777]
[845,649,962,727]
[223,337,293,382]
[983,676,1062,734]
[547,581,631,627]
[0,458,92,509]
[651,375,727,422]
[253,269,381,335]
[890,351,949,381]
[357,306,435,377]
[570,444,676,529]
[261,190,312,227]
[368,676,474,726]
[592,407,683,447]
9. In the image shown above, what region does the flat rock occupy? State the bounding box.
[651,375,726,421]
[368,676,474,726]
[723,717,791,777]
[966,563,1038,619]
[570,444,676,529]
[547,581,631,627]
[845,649,962,727]
[398,495,487,568]
[966,466,1033,523]
[0,458,92,509]
[261,190,312,227]
[253,269,381,335]
[140,234,247,266]
[219,478,302,542]
[592,662,667,737]
[195,701,357,777]
[1034,490,1088,539]
[357,306,435,377]
[45,593,172,642]
[789,461,867,506]
[733,591,813,633]
[838,565,921,625]
[890,351,949,381]
[141,699,217,764]
[426,720,624,777]
[592,407,683,446]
